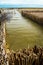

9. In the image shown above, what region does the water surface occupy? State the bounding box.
[6,10,43,51]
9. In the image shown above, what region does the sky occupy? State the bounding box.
[0,0,43,4]
[0,0,43,8]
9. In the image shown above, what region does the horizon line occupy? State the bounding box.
[0,4,43,8]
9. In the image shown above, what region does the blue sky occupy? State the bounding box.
[0,0,43,8]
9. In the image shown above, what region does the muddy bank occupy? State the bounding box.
[21,10,43,25]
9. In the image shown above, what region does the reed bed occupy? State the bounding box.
[21,10,43,25]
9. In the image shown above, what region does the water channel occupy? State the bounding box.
[6,9,43,51]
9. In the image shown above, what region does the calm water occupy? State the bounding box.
[6,10,43,51]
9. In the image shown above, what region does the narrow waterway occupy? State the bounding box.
[6,10,43,51]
